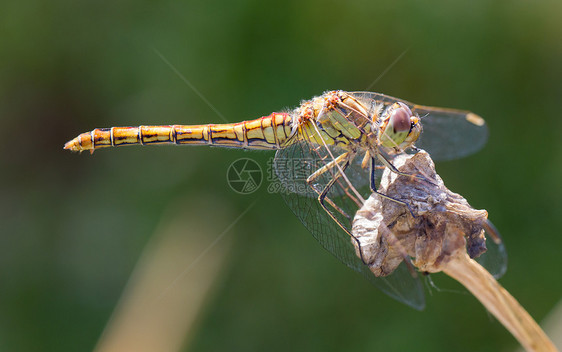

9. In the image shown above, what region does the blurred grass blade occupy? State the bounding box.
[95,195,236,352]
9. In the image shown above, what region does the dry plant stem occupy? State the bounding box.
[444,252,557,352]
[353,151,557,352]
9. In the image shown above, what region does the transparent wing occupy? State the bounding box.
[273,136,425,310]
[272,146,375,199]
[476,221,508,279]
[350,92,488,161]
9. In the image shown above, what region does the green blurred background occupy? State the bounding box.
[1,0,561,351]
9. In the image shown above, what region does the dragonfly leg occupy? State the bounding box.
[369,156,417,217]
[376,152,415,178]
[306,152,353,219]
[368,156,419,277]
[370,169,431,277]
[305,154,370,265]
[377,152,436,187]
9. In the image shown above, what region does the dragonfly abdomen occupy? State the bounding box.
[64,113,295,153]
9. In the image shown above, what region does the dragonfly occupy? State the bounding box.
[65,90,506,310]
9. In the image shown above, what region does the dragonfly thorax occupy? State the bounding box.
[292,91,421,156]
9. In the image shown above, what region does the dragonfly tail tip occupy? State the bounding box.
[64,138,82,153]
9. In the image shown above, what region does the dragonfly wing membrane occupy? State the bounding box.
[349,92,488,161]
[475,224,508,279]
[273,136,425,309]
[413,106,488,161]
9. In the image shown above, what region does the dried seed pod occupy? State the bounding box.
[352,150,556,352]
[353,150,489,276]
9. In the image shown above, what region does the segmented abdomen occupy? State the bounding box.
[64,113,294,152]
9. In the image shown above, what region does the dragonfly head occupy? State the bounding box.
[380,102,421,150]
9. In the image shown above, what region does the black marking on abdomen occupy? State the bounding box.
[138,126,144,145]
[171,127,177,144]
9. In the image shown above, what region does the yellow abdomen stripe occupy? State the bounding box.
[64,113,294,153]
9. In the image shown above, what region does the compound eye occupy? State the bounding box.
[389,106,411,133]
[381,103,415,148]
